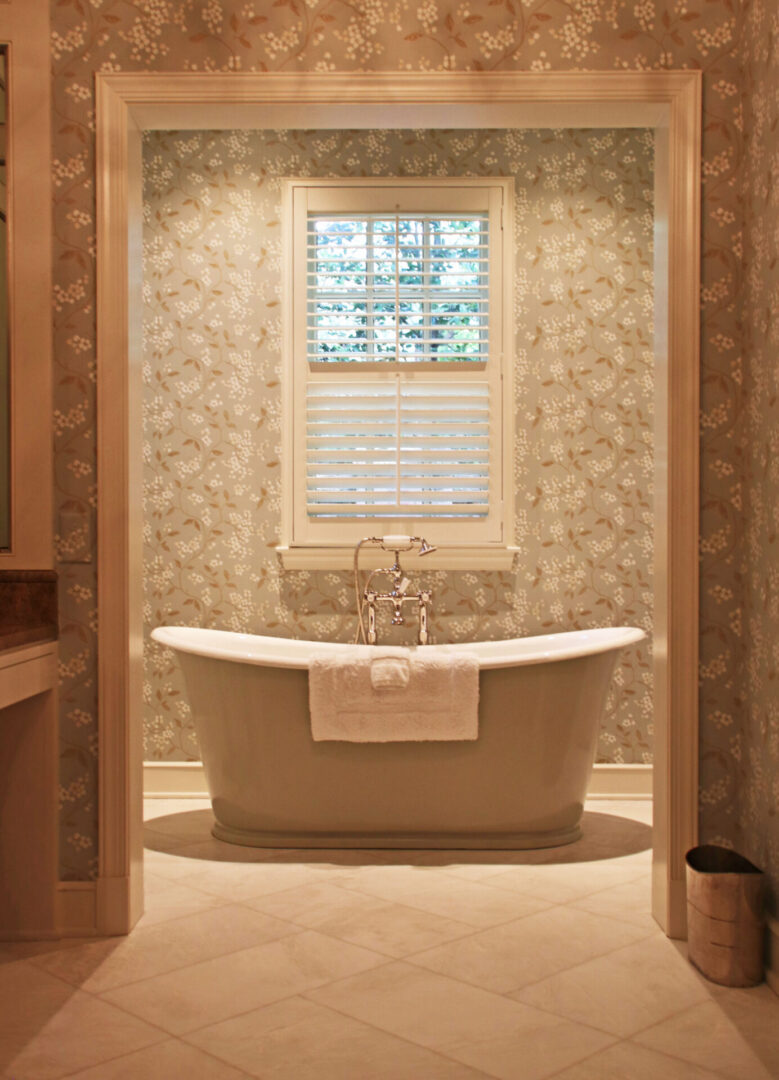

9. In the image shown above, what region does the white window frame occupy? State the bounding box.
[279,176,517,570]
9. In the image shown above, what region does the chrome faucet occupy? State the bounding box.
[352,536,436,646]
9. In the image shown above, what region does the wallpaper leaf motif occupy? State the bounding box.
[141,126,654,765]
[737,0,779,914]
[51,0,748,882]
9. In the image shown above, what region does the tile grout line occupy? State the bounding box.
[292,967,620,1080]
[25,920,310,996]
[237,884,519,951]
[165,953,403,1041]
[483,924,667,1011]
[494,953,723,1046]
[291,982,499,1080]
[4,996,173,1080]
[331,877,566,934]
[391,907,660,987]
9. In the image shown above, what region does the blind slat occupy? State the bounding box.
[303,204,495,520]
[307,209,490,369]
[305,379,490,519]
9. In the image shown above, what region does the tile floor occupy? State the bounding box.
[2,800,778,1079]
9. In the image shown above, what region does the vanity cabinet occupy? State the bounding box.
[0,641,58,939]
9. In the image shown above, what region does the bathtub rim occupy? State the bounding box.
[150,624,646,670]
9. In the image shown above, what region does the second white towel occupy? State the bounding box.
[309,646,479,742]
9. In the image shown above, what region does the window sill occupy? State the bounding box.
[276,545,519,572]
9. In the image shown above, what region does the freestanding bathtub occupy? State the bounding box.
[151,626,645,849]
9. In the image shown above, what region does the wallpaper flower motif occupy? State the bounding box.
[142,126,655,764]
[51,0,749,882]
[737,0,779,914]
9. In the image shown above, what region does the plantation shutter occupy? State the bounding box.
[306,381,490,518]
[306,212,490,366]
[285,179,510,548]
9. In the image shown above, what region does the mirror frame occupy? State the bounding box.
[0,1,52,567]
[95,71,700,939]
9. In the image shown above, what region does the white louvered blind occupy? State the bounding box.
[306,381,490,518]
[307,213,489,366]
[284,179,511,548]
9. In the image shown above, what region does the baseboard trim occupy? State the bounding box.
[57,882,98,937]
[588,763,653,799]
[96,875,140,936]
[143,760,208,797]
[143,760,652,800]
[766,914,779,997]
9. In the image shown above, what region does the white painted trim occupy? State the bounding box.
[0,640,57,710]
[56,883,98,937]
[143,759,652,800]
[281,176,514,553]
[766,914,779,997]
[0,0,54,568]
[144,761,209,797]
[277,544,520,571]
[97,875,140,938]
[97,70,700,938]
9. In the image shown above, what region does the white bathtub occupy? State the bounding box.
[151,626,645,849]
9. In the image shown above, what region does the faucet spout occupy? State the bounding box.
[353,537,435,645]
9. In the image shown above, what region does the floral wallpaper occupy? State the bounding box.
[737,0,778,914]
[51,0,749,883]
[142,126,655,764]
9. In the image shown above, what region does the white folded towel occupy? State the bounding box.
[309,646,479,742]
[370,654,410,690]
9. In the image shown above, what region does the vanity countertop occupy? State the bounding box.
[0,570,58,651]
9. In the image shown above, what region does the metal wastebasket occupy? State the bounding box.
[685,845,765,987]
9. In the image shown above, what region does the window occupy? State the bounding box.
[280,178,515,568]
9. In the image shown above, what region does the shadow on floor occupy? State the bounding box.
[144,807,652,865]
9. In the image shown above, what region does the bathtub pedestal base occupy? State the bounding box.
[211,821,582,850]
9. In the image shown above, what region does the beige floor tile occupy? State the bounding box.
[514,934,714,1037]
[4,989,164,1080]
[174,859,330,901]
[440,1016,616,1080]
[143,813,215,850]
[483,856,648,905]
[409,905,652,993]
[143,826,205,854]
[101,929,387,1035]
[634,998,776,1079]
[338,865,547,927]
[549,1039,728,1080]
[302,848,455,870]
[568,876,658,932]
[167,839,282,864]
[246,882,475,958]
[0,938,95,966]
[415,852,544,882]
[0,961,76,1071]
[29,904,297,994]
[516,834,650,868]
[187,995,492,1079]
[307,962,614,1080]
[711,984,779,1078]
[61,1039,252,1080]
[141,844,210,879]
[136,872,229,928]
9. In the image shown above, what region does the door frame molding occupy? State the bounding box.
[95,71,701,936]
